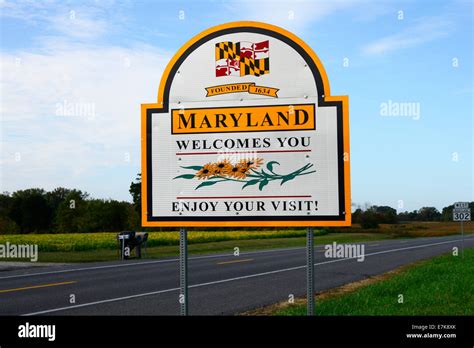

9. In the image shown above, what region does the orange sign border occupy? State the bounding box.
[141,21,351,227]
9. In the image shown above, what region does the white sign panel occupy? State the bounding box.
[453,209,471,221]
[141,22,350,227]
[454,202,469,209]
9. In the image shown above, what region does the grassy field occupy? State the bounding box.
[1,232,391,263]
[265,247,474,316]
[350,221,474,238]
[0,221,472,263]
[0,229,320,252]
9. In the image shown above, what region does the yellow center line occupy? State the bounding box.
[217,258,254,265]
[0,281,77,294]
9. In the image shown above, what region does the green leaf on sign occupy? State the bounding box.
[195,180,220,189]
[242,179,260,190]
[259,169,273,178]
[259,179,269,191]
[180,165,203,170]
[280,175,296,185]
[266,161,280,173]
[173,174,195,179]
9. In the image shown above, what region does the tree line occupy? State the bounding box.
[0,174,471,233]
[353,203,473,228]
[0,174,142,234]
[0,188,139,234]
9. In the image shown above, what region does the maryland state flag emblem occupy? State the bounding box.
[215,40,269,77]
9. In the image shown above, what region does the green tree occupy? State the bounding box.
[54,190,88,233]
[78,199,130,232]
[8,189,52,233]
[373,206,397,223]
[0,193,19,233]
[352,208,363,223]
[46,188,82,214]
[353,205,397,227]
[417,207,441,221]
[359,209,379,229]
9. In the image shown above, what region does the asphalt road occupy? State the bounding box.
[0,235,472,316]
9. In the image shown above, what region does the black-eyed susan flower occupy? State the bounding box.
[195,163,215,179]
[212,160,232,176]
[230,163,250,179]
[239,157,264,169]
[176,158,316,190]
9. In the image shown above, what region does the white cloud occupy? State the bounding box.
[0,39,171,197]
[0,0,120,40]
[0,0,173,199]
[361,17,454,55]
[49,12,108,39]
[224,0,360,33]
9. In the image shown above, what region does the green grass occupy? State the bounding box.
[0,229,321,252]
[275,248,474,316]
[1,223,471,263]
[0,232,390,263]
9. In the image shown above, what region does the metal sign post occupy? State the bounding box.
[117,234,128,260]
[179,227,188,315]
[453,202,470,259]
[306,227,315,316]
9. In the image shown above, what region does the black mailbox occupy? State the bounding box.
[117,231,148,259]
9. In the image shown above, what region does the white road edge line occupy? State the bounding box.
[3,235,469,281]
[22,237,468,316]
[23,287,180,316]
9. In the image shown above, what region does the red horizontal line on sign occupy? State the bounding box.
[176,195,312,199]
[176,149,312,156]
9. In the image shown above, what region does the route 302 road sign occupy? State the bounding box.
[453,202,471,221]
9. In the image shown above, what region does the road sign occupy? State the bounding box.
[141,21,350,227]
[453,209,471,221]
[454,202,469,209]
[453,202,470,259]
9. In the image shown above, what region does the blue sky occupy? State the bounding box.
[0,0,472,212]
